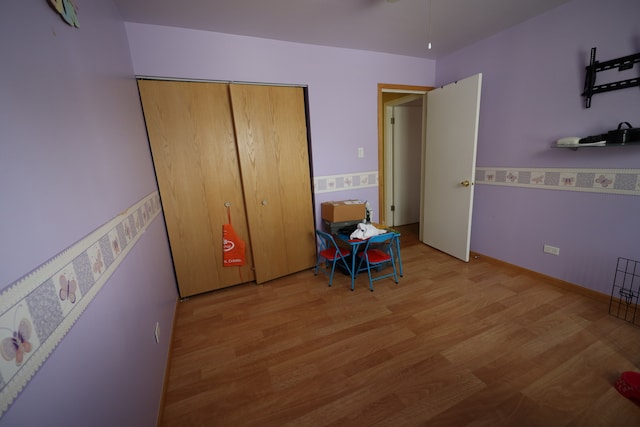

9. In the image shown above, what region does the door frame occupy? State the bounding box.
[377,83,432,225]
[383,95,423,226]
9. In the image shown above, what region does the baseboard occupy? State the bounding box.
[156,298,180,427]
[469,251,610,303]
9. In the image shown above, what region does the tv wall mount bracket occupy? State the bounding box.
[582,47,640,108]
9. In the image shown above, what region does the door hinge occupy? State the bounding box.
[390,205,395,211]
[390,117,395,125]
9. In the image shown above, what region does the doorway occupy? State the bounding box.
[377,84,431,236]
[384,94,423,227]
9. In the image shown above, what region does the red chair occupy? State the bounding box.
[355,232,398,291]
[615,371,640,402]
[314,230,351,286]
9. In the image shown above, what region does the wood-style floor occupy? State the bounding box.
[159,224,640,426]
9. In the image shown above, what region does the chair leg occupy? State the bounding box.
[328,260,337,286]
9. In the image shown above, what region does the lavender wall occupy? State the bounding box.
[0,1,177,426]
[124,23,436,223]
[4,0,634,424]
[437,0,640,294]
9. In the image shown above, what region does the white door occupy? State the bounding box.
[384,96,423,226]
[421,74,482,262]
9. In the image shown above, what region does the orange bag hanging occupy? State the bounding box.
[223,206,246,267]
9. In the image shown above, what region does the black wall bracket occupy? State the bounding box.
[582,47,640,108]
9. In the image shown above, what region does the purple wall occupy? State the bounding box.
[3,0,635,423]
[124,23,436,223]
[438,0,640,293]
[0,1,177,426]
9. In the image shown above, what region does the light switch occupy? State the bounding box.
[358,147,364,158]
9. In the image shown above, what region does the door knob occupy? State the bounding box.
[261,200,268,206]
[461,180,471,187]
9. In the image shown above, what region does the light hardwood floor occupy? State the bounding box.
[159,225,640,426]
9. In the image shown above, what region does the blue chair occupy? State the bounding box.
[355,232,398,291]
[314,230,351,286]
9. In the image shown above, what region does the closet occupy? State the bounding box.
[138,80,316,298]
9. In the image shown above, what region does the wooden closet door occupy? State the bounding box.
[230,84,316,283]
[138,80,255,297]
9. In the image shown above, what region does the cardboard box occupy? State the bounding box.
[321,200,366,223]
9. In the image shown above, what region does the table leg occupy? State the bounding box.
[395,233,403,277]
[350,242,361,290]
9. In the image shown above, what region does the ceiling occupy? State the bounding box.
[112,0,572,60]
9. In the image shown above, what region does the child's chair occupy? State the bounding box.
[355,232,398,291]
[314,230,351,287]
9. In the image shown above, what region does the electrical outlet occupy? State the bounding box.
[543,244,560,256]
[154,322,160,343]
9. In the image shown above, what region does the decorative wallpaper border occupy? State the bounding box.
[313,168,640,197]
[313,171,379,194]
[476,167,640,196]
[0,191,161,418]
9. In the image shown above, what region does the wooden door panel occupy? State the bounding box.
[230,84,315,283]
[138,80,254,297]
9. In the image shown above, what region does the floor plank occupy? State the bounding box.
[159,224,640,426]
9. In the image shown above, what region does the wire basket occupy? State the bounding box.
[609,257,640,326]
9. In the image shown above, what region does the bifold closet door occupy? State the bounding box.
[138,80,255,297]
[230,84,316,283]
